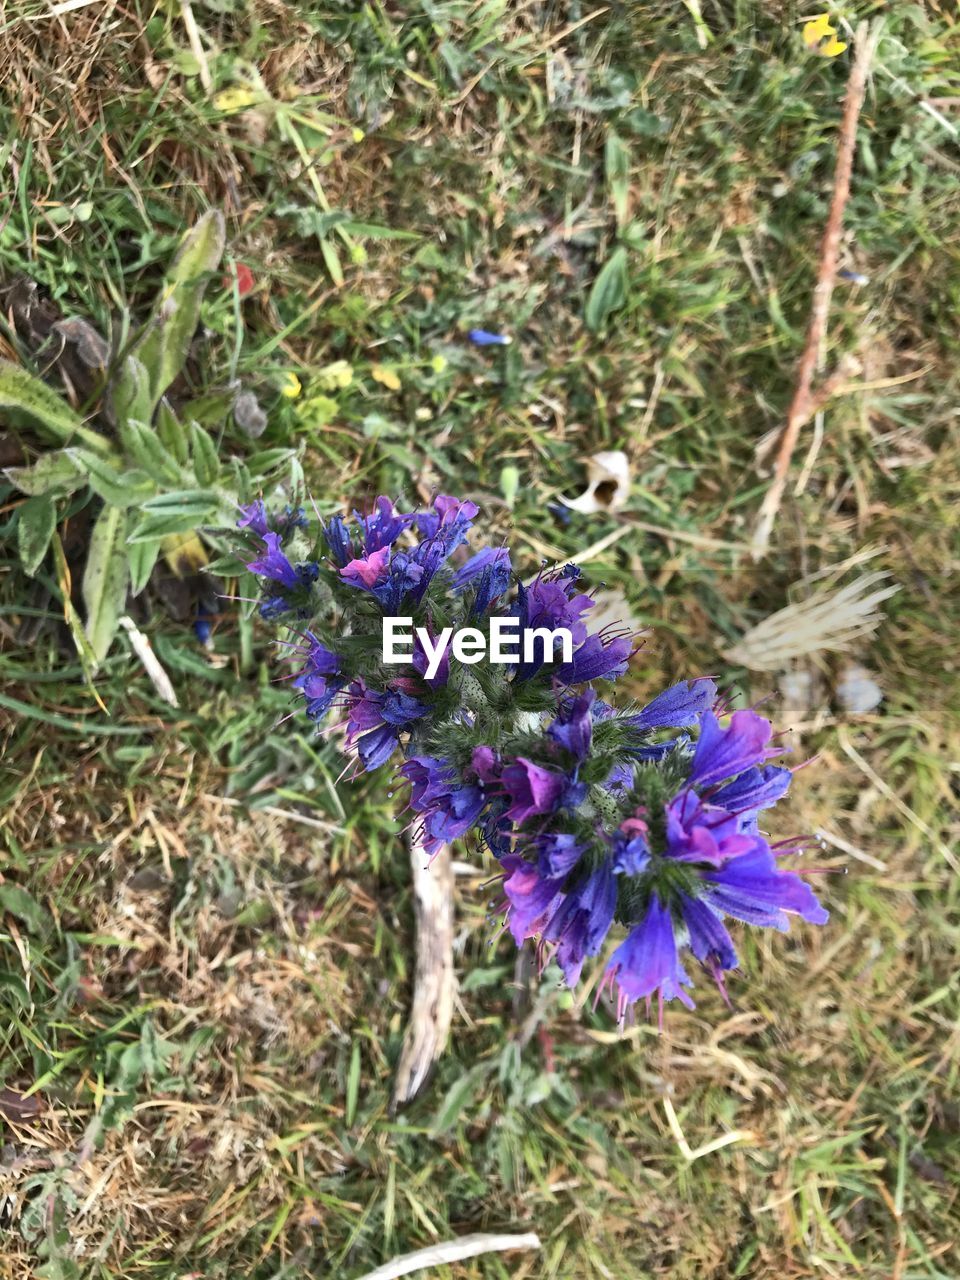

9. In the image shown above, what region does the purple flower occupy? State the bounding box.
[537,832,586,879]
[511,568,595,682]
[629,678,718,731]
[501,856,564,944]
[358,496,413,554]
[710,765,792,820]
[548,691,595,762]
[293,633,343,720]
[679,895,738,972]
[454,546,512,615]
[412,625,451,687]
[600,896,695,1017]
[665,791,755,866]
[345,681,426,771]
[543,861,617,986]
[701,843,829,930]
[415,495,478,551]
[323,514,354,567]
[246,531,301,590]
[688,709,779,789]
[556,633,632,684]
[469,746,501,784]
[423,785,486,850]
[356,724,399,771]
[400,755,489,855]
[501,758,568,823]
[468,329,511,346]
[340,545,391,590]
[518,568,593,641]
[401,756,457,810]
[237,499,270,538]
[610,827,650,875]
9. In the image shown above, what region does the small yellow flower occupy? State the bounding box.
[279,371,302,399]
[430,354,447,374]
[802,14,847,57]
[371,364,402,391]
[351,127,365,143]
[316,360,353,391]
[213,87,258,113]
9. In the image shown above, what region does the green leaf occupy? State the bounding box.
[189,420,221,486]
[0,359,111,454]
[129,512,211,542]
[140,488,221,518]
[429,1064,487,1136]
[246,447,294,476]
[109,355,152,429]
[345,1040,361,1127]
[119,418,182,485]
[128,538,162,595]
[0,883,47,934]
[126,210,226,414]
[68,449,156,508]
[0,969,31,1008]
[585,245,629,334]
[156,398,190,466]
[499,464,520,509]
[82,505,130,665]
[17,493,57,575]
[4,450,85,496]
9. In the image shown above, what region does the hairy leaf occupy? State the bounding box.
[189,420,221,486]
[126,210,226,414]
[82,505,130,664]
[585,245,629,334]
[0,359,111,454]
[16,493,57,576]
[119,418,182,486]
[5,450,85,497]
[69,448,156,508]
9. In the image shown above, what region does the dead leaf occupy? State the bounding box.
[563,450,631,514]
[0,1088,44,1122]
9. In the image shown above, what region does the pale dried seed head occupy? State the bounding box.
[724,571,899,672]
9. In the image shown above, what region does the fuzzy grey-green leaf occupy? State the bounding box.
[189,421,221,486]
[69,449,156,509]
[128,538,163,595]
[127,211,226,414]
[585,245,629,334]
[0,359,111,454]
[119,419,182,486]
[82,505,130,665]
[17,494,57,576]
[5,450,85,497]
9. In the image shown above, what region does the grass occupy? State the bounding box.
[1,2,959,1276]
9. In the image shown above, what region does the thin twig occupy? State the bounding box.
[392,836,455,1108]
[662,1097,755,1162]
[355,1232,541,1280]
[118,616,179,708]
[751,24,876,557]
[179,0,212,92]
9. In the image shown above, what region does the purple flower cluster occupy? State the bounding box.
[239,494,829,1022]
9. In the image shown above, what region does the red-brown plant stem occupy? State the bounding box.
[751,23,875,558]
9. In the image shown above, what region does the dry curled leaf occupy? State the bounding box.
[563,450,631,514]
[0,1088,44,1123]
